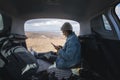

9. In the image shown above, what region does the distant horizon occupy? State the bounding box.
[25,30,80,36]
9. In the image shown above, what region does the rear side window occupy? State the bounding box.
[115,3,120,19]
[0,14,3,30]
[91,14,118,40]
[102,15,112,30]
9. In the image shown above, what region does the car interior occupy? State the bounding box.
[0,0,120,80]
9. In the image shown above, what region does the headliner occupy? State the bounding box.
[0,0,119,21]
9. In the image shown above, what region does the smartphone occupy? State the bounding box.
[51,43,56,48]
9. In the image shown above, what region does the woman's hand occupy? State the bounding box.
[51,43,62,51]
[54,45,62,51]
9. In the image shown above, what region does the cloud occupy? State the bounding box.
[25,19,80,32]
[25,18,79,26]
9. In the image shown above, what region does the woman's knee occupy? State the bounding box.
[56,63,63,69]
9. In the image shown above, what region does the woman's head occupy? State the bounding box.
[61,22,73,31]
[61,22,73,37]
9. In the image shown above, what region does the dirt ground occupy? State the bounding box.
[25,32,65,53]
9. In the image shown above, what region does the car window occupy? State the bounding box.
[115,3,120,19]
[24,19,80,52]
[0,14,3,30]
[102,14,112,30]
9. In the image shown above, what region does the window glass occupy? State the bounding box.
[0,14,3,30]
[115,3,120,19]
[25,19,80,52]
[102,15,112,30]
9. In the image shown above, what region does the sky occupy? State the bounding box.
[25,18,80,34]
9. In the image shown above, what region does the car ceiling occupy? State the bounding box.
[0,0,119,21]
